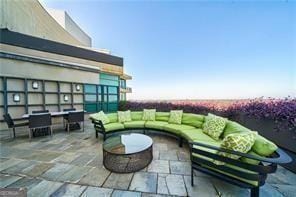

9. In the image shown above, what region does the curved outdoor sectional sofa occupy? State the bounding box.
[90,110,291,197]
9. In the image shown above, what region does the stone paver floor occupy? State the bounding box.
[0,121,295,197]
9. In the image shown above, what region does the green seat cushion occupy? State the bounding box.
[181,129,218,142]
[182,113,204,128]
[163,124,195,135]
[252,135,278,156]
[156,112,170,122]
[240,151,261,165]
[192,140,222,162]
[103,122,124,132]
[223,120,251,138]
[192,140,258,186]
[203,164,259,186]
[168,110,183,124]
[145,121,168,130]
[89,111,110,124]
[107,113,118,123]
[124,121,146,129]
[142,109,156,121]
[131,111,143,121]
[202,113,227,140]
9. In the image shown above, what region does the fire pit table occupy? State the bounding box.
[103,133,153,173]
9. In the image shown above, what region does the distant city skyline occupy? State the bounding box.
[42,0,295,100]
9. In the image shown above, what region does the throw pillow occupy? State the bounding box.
[118,110,132,123]
[214,132,257,165]
[142,109,156,121]
[90,111,110,124]
[202,113,227,140]
[168,110,183,124]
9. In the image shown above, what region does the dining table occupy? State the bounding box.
[22,110,85,119]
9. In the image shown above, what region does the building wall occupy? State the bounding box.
[1,44,124,76]
[0,58,99,84]
[64,12,92,47]
[47,9,92,47]
[0,0,83,46]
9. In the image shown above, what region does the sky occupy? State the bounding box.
[41,0,296,100]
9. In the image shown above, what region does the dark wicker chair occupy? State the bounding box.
[65,111,84,133]
[28,113,52,139]
[189,141,292,197]
[63,108,76,127]
[3,113,29,138]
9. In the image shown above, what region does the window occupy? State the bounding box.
[120,79,126,89]
[84,84,96,93]
[85,94,96,102]
[108,86,118,94]
[100,73,119,86]
[84,84,119,113]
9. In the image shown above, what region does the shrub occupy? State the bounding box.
[120,98,296,132]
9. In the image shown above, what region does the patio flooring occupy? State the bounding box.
[0,121,295,197]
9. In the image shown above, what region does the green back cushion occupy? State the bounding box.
[156,112,170,121]
[106,113,118,123]
[223,120,251,137]
[223,120,278,157]
[168,110,183,124]
[142,109,156,121]
[202,113,227,140]
[214,132,257,165]
[252,135,278,156]
[118,110,132,123]
[182,113,204,128]
[131,111,143,121]
[89,111,110,124]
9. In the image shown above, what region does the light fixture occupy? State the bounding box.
[64,95,69,102]
[76,84,81,91]
[13,94,20,102]
[32,81,39,89]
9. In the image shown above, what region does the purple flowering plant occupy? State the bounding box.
[119,97,296,133]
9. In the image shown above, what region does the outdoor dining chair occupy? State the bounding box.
[3,113,29,138]
[28,113,52,140]
[63,108,76,127]
[65,111,84,133]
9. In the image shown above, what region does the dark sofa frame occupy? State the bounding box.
[190,141,291,197]
[92,119,292,197]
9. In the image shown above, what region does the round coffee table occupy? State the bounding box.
[103,133,153,173]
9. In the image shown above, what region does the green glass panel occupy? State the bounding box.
[100,73,119,86]
[108,86,118,94]
[100,79,119,86]
[120,79,126,88]
[100,73,119,81]
[108,95,118,102]
[84,103,97,112]
[85,94,96,102]
[108,103,118,112]
[97,103,102,111]
[84,85,96,93]
[102,103,108,112]
[97,86,102,94]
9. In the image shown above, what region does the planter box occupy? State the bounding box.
[235,114,296,172]
[237,115,296,153]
